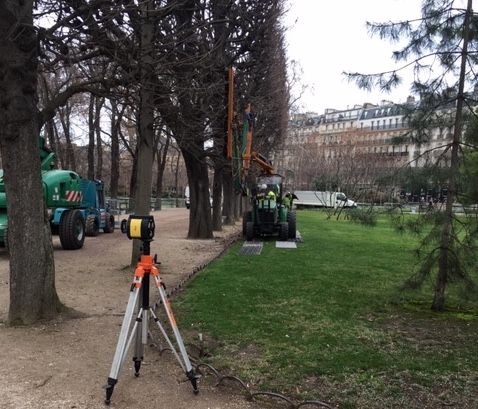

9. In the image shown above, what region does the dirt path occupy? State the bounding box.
[0,208,256,409]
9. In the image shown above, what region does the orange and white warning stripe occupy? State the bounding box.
[65,190,82,202]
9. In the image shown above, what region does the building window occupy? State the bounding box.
[371,121,374,130]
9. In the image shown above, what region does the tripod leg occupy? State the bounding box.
[150,307,186,372]
[105,279,142,405]
[153,274,199,394]
[133,272,151,376]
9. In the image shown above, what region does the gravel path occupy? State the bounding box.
[0,208,256,409]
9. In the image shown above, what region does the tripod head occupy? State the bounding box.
[120,215,155,255]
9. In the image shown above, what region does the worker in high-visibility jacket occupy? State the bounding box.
[267,190,276,201]
[283,192,292,209]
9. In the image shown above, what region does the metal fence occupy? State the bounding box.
[106,197,187,215]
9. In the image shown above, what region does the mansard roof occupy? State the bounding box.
[360,104,404,120]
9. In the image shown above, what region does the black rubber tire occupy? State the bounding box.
[85,214,99,236]
[59,209,85,250]
[287,211,297,239]
[103,213,115,233]
[246,221,255,241]
[279,222,289,241]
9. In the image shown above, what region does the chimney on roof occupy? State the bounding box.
[406,95,415,103]
[363,102,378,109]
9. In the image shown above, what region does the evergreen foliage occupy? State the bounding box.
[346,0,478,311]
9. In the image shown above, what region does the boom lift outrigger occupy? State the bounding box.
[226,68,296,241]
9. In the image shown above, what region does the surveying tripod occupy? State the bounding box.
[105,215,198,405]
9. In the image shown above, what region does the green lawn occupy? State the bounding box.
[174,211,478,408]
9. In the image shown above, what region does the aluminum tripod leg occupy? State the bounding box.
[105,276,143,404]
[152,273,199,394]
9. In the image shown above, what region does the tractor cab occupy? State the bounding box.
[254,175,283,210]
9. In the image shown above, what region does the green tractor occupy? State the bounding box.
[242,174,296,241]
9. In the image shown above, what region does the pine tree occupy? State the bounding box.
[347,0,478,311]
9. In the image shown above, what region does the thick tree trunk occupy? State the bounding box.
[182,148,213,239]
[0,2,63,324]
[130,0,156,264]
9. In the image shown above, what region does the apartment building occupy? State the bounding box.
[276,98,454,191]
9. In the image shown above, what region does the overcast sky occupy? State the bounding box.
[284,0,423,114]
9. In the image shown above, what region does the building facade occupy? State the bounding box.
[275,98,454,195]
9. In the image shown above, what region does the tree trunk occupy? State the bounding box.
[0,2,63,324]
[130,0,156,264]
[212,164,223,231]
[154,133,171,210]
[174,151,180,207]
[222,164,235,225]
[95,97,104,180]
[182,148,213,239]
[129,143,138,203]
[45,119,60,168]
[432,0,472,311]
[87,94,95,180]
[110,99,121,198]
[154,146,163,210]
[52,120,65,169]
[59,103,76,171]
[64,127,76,171]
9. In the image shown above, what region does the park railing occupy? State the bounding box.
[107,197,187,215]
